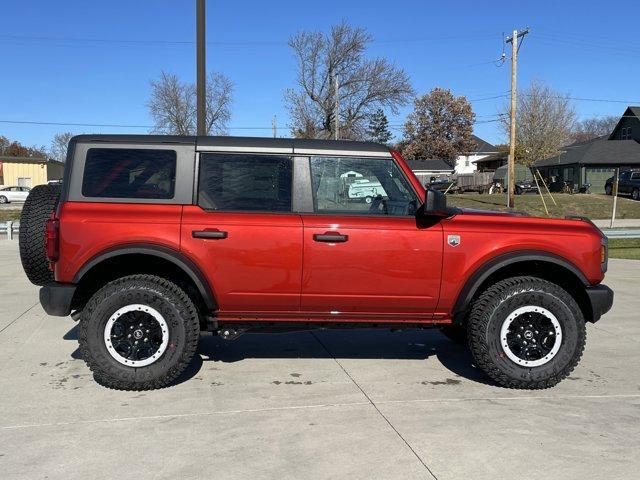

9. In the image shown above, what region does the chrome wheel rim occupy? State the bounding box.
[104,304,169,367]
[500,305,562,367]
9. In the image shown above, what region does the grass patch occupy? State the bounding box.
[447,193,640,219]
[608,238,640,260]
[0,210,21,222]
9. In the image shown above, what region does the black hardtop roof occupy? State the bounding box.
[70,134,389,154]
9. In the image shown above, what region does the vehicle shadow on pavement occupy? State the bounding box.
[63,325,494,387]
[197,328,495,386]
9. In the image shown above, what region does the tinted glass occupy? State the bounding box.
[198,153,293,212]
[82,148,176,199]
[310,156,418,216]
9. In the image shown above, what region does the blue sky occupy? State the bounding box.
[1,0,639,150]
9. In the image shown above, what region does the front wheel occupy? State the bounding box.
[78,274,200,390]
[633,189,639,201]
[0,195,8,204]
[605,184,612,196]
[468,276,586,389]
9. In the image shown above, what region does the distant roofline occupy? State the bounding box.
[0,155,63,165]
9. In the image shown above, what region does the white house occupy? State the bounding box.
[453,135,499,174]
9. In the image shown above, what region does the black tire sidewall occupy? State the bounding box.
[81,277,197,388]
[605,185,612,196]
[0,195,8,203]
[19,184,61,285]
[483,289,581,382]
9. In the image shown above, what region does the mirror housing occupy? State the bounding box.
[419,188,451,218]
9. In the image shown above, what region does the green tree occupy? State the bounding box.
[366,109,392,144]
[401,88,476,165]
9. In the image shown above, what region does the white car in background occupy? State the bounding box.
[0,186,31,203]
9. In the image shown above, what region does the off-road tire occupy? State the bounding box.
[467,276,586,389]
[440,324,467,345]
[19,184,61,286]
[78,275,200,391]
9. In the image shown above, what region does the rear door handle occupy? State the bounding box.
[192,230,228,240]
[313,233,348,243]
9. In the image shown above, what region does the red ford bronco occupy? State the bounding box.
[19,135,613,391]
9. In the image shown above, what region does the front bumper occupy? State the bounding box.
[39,284,76,317]
[586,284,614,322]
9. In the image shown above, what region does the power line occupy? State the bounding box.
[0,119,276,130]
[0,32,500,48]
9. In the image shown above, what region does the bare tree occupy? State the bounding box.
[501,80,576,165]
[285,22,413,140]
[205,72,233,135]
[148,70,233,135]
[401,88,476,164]
[49,132,74,162]
[571,115,618,143]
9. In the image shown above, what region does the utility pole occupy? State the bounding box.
[196,0,206,136]
[505,27,530,208]
[334,74,340,140]
[272,115,277,138]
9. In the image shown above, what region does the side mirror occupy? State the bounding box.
[419,188,450,218]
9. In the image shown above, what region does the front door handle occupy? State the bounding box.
[313,233,348,243]
[192,230,228,240]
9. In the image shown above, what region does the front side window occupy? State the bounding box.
[82,148,176,199]
[198,153,293,212]
[310,156,418,216]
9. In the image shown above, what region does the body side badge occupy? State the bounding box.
[447,234,461,247]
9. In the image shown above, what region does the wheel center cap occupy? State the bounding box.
[524,330,534,340]
[133,329,144,340]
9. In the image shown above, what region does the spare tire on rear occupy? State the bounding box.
[19,184,62,286]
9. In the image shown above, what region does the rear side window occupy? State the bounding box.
[198,153,292,212]
[82,148,176,199]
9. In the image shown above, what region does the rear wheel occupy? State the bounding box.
[605,184,612,196]
[633,188,639,201]
[78,274,200,390]
[19,184,61,285]
[467,276,586,389]
[0,195,8,204]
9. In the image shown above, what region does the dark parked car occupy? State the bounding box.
[605,169,640,200]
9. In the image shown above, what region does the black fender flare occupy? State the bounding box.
[73,244,216,310]
[452,250,589,318]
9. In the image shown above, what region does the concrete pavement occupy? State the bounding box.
[0,240,639,480]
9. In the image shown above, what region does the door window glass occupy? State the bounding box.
[310,156,418,216]
[198,153,293,212]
